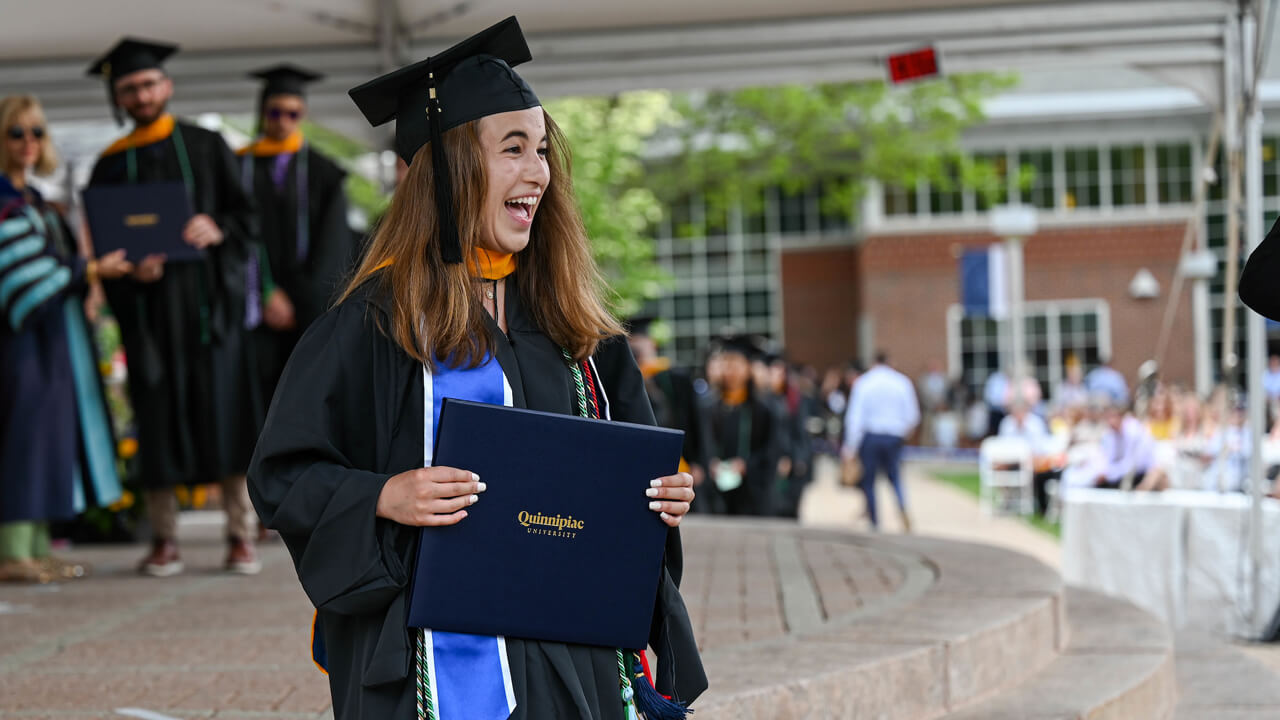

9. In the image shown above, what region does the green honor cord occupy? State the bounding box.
[562,348,639,717]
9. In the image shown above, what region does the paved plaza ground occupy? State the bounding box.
[1,459,1277,718]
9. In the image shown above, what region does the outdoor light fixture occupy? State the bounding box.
[1128,268,1160,300]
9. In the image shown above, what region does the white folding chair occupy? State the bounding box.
[979,436,1034,516]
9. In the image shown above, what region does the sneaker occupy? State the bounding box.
[225,538,261,575]
[139,539,184,577]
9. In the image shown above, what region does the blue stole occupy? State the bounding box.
[420,354,517,719]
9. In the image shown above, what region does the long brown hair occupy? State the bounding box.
[341,110,622,369]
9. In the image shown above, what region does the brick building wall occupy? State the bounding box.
[779,246,861,370]
[855,222,1196,388]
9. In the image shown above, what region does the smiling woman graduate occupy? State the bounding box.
[246,17,706,720]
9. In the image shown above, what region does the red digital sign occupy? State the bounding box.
[887,46,941,84]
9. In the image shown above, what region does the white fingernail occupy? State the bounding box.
[650,479,663,488]
[477,482,487,492]
[649,501,661,511]
[471,473,480,482]
[470,494,479,504]
[661,512,672,521]
[646,488,659,498]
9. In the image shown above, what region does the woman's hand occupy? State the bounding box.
[94,249,134,280]
[647,472,694,527]
[376,466,485,527]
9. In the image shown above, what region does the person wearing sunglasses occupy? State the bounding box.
[237,65,353,423]
[84,38,261,578]
[0,94,129,583]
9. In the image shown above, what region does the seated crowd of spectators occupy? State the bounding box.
[924,357,1278,517]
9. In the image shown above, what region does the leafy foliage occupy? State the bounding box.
[649,73,1019,220]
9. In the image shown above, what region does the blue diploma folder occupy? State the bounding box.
[82,181,200,262]
[407,399,684,650]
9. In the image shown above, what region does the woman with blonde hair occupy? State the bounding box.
[0,94,128,582]
[247,18,705,719]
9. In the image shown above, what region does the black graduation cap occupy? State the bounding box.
[347,16,541,263]
[87,38,178,124]
[713,334,764,360]
[250,64,323,132]
[251,63,323,101]
[625,315,658,337]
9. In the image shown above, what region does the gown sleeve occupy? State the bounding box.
[247,298,414,616]
[294,161,352,327]
[0,209,86,332]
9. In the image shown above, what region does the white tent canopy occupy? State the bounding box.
[0,0,1239,144]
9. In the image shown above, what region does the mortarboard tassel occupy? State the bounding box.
[426,70,463,264]
[631,651,691,720]
[102,64,125,127]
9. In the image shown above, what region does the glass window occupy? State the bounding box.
[708,292,732,321]
[742,189,766,235]
[1109,144,1147,207]
[669,196,699,238]
[745,290,771,317]
[972,151,1008,212]
[818,178,852,233]
[1063,147,1101,209]
[672,294,697,321]
[928,161,963,215]
[705,236,730,277]
[779,187,808,234]
[1155,142,1193,204]
[1017,149,1055,210]
[884,184,919,217]
[952,302,1109,402]
[705,204,729,238]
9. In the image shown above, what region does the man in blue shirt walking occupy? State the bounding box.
[843,352,920,531]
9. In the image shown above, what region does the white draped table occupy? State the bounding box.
[1062,488,1280,634]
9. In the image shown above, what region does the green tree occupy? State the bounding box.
[651,73,1019,220]
[545,92,674,318]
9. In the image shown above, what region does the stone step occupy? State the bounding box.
[691,529,1065,720]
[942,587,1176,720]
[1172,630,1280,720]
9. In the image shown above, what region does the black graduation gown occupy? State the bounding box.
[90,121,258,488]
[645,368,716,513]
[1240,216,1280,320]
[242,145,352,413]
[708,390,778,516]
[247,275,707,719]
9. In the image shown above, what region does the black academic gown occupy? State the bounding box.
[645,367,716,514]
[1241,216,1280,320]
[242,145,352,412]
[708,389,778,516]
[90,121,258,488]
[247,275,707,720]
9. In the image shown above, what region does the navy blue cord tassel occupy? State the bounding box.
[631,653,691,720]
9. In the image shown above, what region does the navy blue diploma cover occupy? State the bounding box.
[407,399,685,650]
[82,182,200,262]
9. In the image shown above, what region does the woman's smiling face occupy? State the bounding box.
[476,107,550,255]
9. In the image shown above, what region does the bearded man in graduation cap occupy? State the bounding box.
[238,65,353,419]
[86,38,261,577]
[247,16,706,720]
